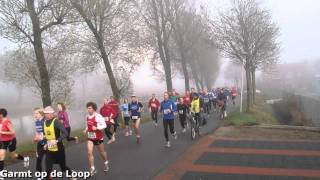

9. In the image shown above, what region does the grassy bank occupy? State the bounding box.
[6,114,152,165]
[215,126,320,140]
[224,94,278,126]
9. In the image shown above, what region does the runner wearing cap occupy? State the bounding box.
[84,102,109,176]
[0,108,29,171]
[42,106,75,179]
[128,95,143,144]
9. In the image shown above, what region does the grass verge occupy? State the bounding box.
[214,126,320,140]
[224,94,278,126]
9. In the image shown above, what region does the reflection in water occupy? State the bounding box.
[10,110,87,143]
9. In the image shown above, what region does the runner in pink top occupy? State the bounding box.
[57,102,78,143]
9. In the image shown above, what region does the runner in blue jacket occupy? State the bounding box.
[160,92,177,148]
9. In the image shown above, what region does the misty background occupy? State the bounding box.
[0,0,319,142]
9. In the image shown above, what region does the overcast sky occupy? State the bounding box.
[204,0,320,62]
[1,0,320,61]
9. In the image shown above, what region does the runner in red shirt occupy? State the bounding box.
[108,96,120,135]
[148,93,160,127]
[183,91,191,107]
[0,108,29,171]
[231,87,238,105]
[84,102,109,176]
[100,97,117,144]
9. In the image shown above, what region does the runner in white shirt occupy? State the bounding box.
[84,102,109,176]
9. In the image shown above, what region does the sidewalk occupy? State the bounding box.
[154,135,320,180]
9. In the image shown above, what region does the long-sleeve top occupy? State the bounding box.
[148,98,160,112]
[160,99,177,120]
[100,104,117,124]
[58,110,70,128]
[177,103,188,117]
[35,119,46,145]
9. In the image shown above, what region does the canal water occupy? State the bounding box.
[8,110,87,143]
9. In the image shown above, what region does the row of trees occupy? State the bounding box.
[212,0,280,111]
[0,0,279,112]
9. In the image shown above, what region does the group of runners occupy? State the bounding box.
[0,87,237,179]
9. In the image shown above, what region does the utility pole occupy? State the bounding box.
[240,61,245,113]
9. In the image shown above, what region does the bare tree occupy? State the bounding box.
[0,0,72,106]
[142,0,175,92]
[169,0,204,91]
[70,0,140,100]
[3,38,79,105]
[212,0,280,111]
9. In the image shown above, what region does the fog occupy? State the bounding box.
[1,0,320,143]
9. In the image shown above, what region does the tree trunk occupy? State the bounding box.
[72,2,121,100]
[164,62,173,92]
[151,0,173,93]
[189,60,201,91]
[199,73,204,90]
[251,69,256,104]
[181,52,190,91]
[26,0,52,107]
[245,68,252,112]
[97,37,120,100]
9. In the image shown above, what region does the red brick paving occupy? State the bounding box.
[153,135,320,180]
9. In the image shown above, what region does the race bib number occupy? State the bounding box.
[47,141,57,150]
[151,103,157,108]
[179,110,184,115]
[204,98,209,103]
[87,132,96,139]
[164,109,171,115]
[132,116,139,120]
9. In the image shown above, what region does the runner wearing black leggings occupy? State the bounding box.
[160,92,177,148]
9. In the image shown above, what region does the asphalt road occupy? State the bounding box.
[5,104,238,180]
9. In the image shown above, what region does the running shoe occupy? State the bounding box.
[24,156,30,168]
[75,136,79,144]
[129,130,133,136]
[136,136,141,144]
[165,141,171,148]
[107,139,115,145]
[173,132,178,140]
[90,167,97,176]
[182,128,186,133]
[125,131,129,137]
[104,161,110,172]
